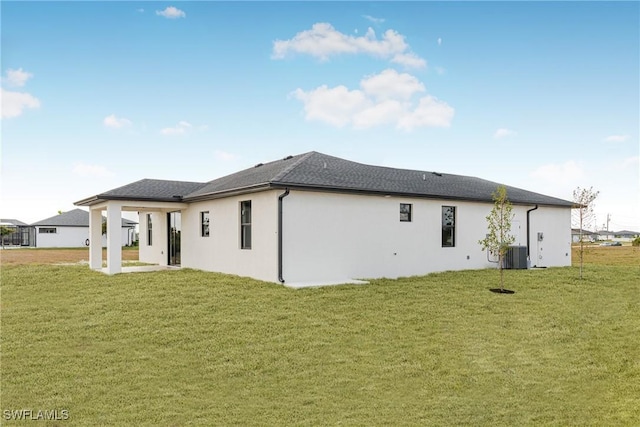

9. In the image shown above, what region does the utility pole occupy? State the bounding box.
[606,213,611,232]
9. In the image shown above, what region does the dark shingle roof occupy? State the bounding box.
[0,219,29,226]
[185,152,572,206]
[98,179,207,201]
[76,152,573,207]
[32,209,137,227]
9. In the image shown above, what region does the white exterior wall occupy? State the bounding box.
[180,190,280,282]
[280,191,571,283]
[528,206,572,268]
[35,226,133,248]
[139,211,169,266]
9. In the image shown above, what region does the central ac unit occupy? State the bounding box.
[503,246,528,269]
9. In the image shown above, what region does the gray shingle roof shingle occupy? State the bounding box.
[185,152,572,206]
[0,219,29,226]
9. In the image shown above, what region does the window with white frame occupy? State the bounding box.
[38,227,57,234]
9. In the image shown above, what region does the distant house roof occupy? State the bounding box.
[76,151,573,207]
[0,219,29,227]
[32,209,137,227]
[614,230,640,236]
[571,228,597,235]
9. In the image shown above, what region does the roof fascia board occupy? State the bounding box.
[77,199,189,211]
[183,183,272,202]
[269,183,572,207]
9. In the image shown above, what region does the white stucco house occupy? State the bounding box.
[75,151,573,285]
[32,209,137,248]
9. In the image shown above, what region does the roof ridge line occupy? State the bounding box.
[271,151,317,183]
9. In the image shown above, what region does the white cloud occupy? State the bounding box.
[137,8,144,13]
[397,96,455,131]
[353,99,403,129]
[437,37,442,46]
[604,134,629,143]
[293,85,369,128]
[363,15,385,24]
[391,52,427,68]
[72,162,114,178]
[530,160,585,184]
[292,69,453,131]
[3,68,33,87]
[1,87,40,119]
[494,128,517,139]
[435,66,446,75]
[272,23,426,68]
[156,6,186,19]
[103,114,132,129]
[360,69,425,100]
[160,121,192,135]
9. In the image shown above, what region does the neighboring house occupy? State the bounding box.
[31,209,137,248]
[571,228,597,243]
[613,230,640,242]
[75,151,573,284]
[596,230,615,241]
[0,219,35,247]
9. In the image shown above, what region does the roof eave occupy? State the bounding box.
[183,183,273,202]
[75,195,187,206]
[270,182,573,207]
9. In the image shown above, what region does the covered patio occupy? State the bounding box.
[85,200,187,275]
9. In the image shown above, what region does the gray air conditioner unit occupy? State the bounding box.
[503,246,528,269]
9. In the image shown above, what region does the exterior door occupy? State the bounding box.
[168,211,181,266]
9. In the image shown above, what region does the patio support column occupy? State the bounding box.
[106,203,122,274]
[89,208,102,270]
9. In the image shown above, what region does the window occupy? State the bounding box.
[400,203,412,222]
[442,206,456,247]
[240,201,251,249]
[201,211,210,237]
[147,214,153,246]
[39,227,56,234]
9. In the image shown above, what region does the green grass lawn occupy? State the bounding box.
[1,261,639,425]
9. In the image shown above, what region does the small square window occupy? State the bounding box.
[201,211,210,237]
[400,203,412,222]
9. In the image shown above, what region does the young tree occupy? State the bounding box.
[572,186,599,279]
[479,185,515,292]
[0,225,14,248]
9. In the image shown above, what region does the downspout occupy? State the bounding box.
[278,188,290,283]
[526,204,539,260]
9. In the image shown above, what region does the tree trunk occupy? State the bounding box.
[499,253,504,291]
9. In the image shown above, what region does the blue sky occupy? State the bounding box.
[2,1,638,231]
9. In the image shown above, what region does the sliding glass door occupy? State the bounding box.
[168,211,181,266]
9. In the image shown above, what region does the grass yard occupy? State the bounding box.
[1,248,639,425]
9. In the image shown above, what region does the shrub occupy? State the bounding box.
[632,237,640,247]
